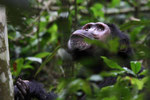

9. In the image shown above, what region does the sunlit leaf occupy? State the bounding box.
[26,57,42,63]
[126,76,148,90]
[130,61,141,74]
[47,24,58,43]
[35,52,51,58]
[139,69,148,76]
[123,67,135,76]
[101,56,123,70]
[23,65,34,70]
[88,75,103,82]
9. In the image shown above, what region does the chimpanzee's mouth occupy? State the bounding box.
[69,34,91,50]
[71,33,90,39]
[71,30,95,39]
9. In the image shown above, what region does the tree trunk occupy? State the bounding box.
[0,5,14,100]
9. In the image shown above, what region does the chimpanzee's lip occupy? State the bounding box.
[71,34,89,39]
[69,32,92,51]
[71,29,95,39]
[71,31,94,40]
[70,34,88,44]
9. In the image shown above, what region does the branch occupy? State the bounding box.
[105,6,150,15]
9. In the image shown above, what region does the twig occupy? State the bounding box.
[74,0,77,30]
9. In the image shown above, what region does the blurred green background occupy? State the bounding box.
[1,0,150,99]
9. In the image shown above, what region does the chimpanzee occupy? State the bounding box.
[68,22,133,75]
[14,22,134,100]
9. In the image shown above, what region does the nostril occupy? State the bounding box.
[96,24,105,31]
[83,24,92,30]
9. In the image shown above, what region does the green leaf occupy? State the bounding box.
[108,38,119,53]
[68,79,92,95]
[103,96,117,100]
[34,46,60,77]
[23,65,34,70]
[56,80,68,93]
[97,86,115,98]
[82,81,92,95]
[85,38,107,49]
[85,38,119,53]
[90,3,104,18]
[123,67,135,76]
[130,26,144,42]
[15,58,24,76]
[77,0,84,4]
[111,0,120,7]
[139,69,148,76]
[101,56,123,70]
[120,20,150,30]
[47,24,58,43]
[35,52,51,58]
[128,77,147,90]
[130,61,141,74]
[39,16,48,32]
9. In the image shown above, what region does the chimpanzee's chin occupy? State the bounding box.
[68,39,91,51]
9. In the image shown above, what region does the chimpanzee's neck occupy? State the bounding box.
[71,47,106,73]
[70,46,133,74]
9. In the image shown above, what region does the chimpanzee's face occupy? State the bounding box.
[68,22,111,51]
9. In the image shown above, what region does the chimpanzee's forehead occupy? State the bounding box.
[82,22,108,29]
[83,22,105,25]
[83,22,97,26]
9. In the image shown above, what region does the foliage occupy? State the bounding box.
[7,0,150,99]
[56,57,147,100]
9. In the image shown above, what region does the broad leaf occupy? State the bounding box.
[101,56,123,70]
[130,61,141,74]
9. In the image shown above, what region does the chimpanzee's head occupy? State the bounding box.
[68,22,132,57]
[68,22,111,51]
[68,22,133,73]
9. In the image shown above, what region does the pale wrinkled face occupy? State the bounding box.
[68,22,111,51]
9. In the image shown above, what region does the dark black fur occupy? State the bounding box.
[14,79,57,100]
